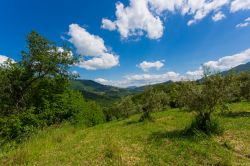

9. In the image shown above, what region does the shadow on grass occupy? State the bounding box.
[150,130,186,140]
[124,120,139,125]
[124,118,155,126]
[148,128,209,143]
[221,111,250,118]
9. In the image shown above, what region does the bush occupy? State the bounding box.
[178,71,234,135]
[139,87,169,121]
[0,90,105,144]
[187,115,224,136]
[72,101,105,127]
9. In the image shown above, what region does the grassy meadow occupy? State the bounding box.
[1,102,249,166]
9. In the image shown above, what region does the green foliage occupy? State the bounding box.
[102,96,137,121]
[139,87,169,121]
[115,96,136,118]
[178,71,235,134]
[186,115,224,135]
[73,101,105,127]
[0,31,105,143]
[238,72,250,101]
[0,31,76,113]
[1,103,250,165]
[70,80,136,106]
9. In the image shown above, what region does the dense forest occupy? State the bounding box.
[0,32,250,165]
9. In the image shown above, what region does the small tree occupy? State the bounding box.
[117,96,136,118]
[179,71,233,134]
[238,72,250,101]
[139,87,169,121]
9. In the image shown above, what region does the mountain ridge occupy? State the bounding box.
[70,62,250,103]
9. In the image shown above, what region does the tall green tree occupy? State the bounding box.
[0,31,77,114]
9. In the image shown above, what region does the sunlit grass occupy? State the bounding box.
[1,102,250,165]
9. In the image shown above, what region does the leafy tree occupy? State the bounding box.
[0,31,77,114]
[0,31,79,141]
[139,87,169,121]
[179,72,233,134]
[116,96,136,118]
[238,72,250,101]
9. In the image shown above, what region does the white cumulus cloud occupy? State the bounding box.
[137,60,164,72]
[95,78,110,85]
[0,55,9,64]
[68,24,119,70]
[212,11,226,22]
[186,48,250,79]
[102,0,250,39]
[245,17,250,22]
[97,48,250,87]
[96,71,181,87]
[203,48,250,70]
[101,0,164,40]
[236,22,249,28]
[236,16,250,28]
[0,55,15,65]
[186,67,204,80]
[230,0,250,12]
[101,18,117,31]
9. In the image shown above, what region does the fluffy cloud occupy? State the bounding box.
[96,71,181,87]
[0,55,15,65]
[102,0,250,39]
[176,0,230,26]
[230,0,250,12]
[97,48,250,87]
[186,67,204,80]
[95,78,111,85]
[0,55,9,64]
[246,17,250,22]
[203,48,250,70]
[186,48,250,79]
[101,0,164,39]
[212,11,226,22]
[236,22,249,28]
[137,60,164,72]
[101,18,117,31]
[125,71,180,82]
[68,24,119,70]
[236,17,250,28]
[78,53,119,70]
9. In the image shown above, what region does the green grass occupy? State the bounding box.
[1,102,250,165]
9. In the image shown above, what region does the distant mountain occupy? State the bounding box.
[222,62,250,75]
[70,63,250,105]
[70,80,137,105]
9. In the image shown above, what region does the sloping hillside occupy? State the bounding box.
[70,80,137,105]
[222,62,250,75]
[1,102,250,165]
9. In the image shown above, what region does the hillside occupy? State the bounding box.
[1,102,250,165]
[70,61,250,102]
[222,62,250,75]
[70,80,138,105]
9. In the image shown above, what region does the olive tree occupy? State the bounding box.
[139,87,169,121]
[179,72,234,134]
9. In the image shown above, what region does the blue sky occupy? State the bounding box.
[1,0,250,87]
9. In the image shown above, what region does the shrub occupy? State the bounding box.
[179,70,233,134]
[72,101,105,127]
[187,115,224,136]
[139,87,169,121]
